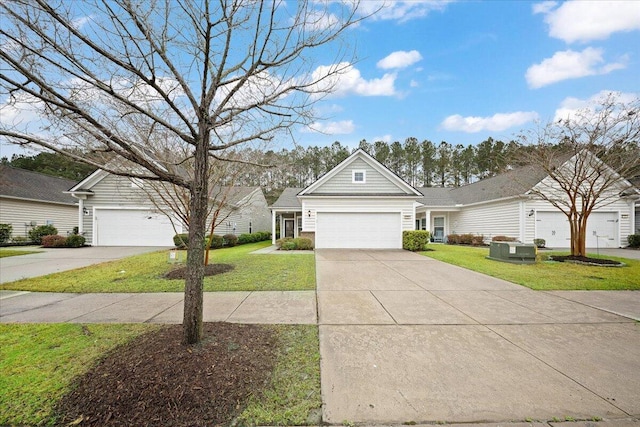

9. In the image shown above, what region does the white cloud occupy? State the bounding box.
[553,90,639,122]
[377,50,422,70]
[525,47,627,88]
[441,111,539,133]
[532,1,557,15]
[310,62,397,97]
[0,93,46,127]
[409,80,419,88]
[535,1,640,43]
[373,134,393,143]
[358,1,453,23]
[302,120,355,135]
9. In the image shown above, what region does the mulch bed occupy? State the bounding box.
[550,255,623,266]
[164,263,234,280]
[54,323,277,427]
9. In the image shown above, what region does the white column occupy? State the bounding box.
[271,210,277,244]
[77,198,84,234]
[425,210,431,234]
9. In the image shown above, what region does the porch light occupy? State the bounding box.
[307,210,311,218]
[528,209,534,217]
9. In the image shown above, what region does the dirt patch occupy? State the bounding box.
[164,263,234,280]
[54,323,277,427]
[550,255,624,266]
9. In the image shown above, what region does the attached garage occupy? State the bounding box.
[94,208,178,246]
[536,211,619,248]
[315,212,402,249]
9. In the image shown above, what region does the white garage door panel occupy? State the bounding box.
[536,211,618,248]
[316,212,401,249]
[96,209,176,246]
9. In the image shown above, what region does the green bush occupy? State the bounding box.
[65,234,86,248]
[208,234,224,249]
[237,233,257,245]
[223,233,238,247]
[533,238,546,248]
[276,237,294,249]
[254,231,272,241]
[403,230,430,251]
[28,224,58,244]
[280,241,297,251]
[628,234,640,248]
[173,233,189,248]
[41,234,67,248]
[0,224,12,244]
[292,237,314,250]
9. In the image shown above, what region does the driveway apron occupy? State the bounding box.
[316,249,640,425]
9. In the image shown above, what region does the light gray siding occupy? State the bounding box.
[211,190,270,235]
[448,199,521,241]
[310,158,408,195]
[0,197,77,239]
[635,205,639,235]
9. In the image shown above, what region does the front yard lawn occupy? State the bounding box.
[0,241,316,293]
[0,248,42,258]
[421,244,640,290]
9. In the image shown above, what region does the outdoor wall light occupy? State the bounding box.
[83,208,89,215]
[528,209,535,217]
[307,210,311,218]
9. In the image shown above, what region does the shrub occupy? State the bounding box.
[41,234,67,248]
[237,233,256,245]
[0,224,12,244]
[471,234,485,246]
[492,235,518,242]
[255,231,272,241]
[280,241,297,250]
[458,234,473,245]
[208,234,224,249]
[446,234,459,245]
[628,234,640,248]
[66,234,86,248]
[403,230,430,251]
[173,233,189,248]
[223,233,238,247]
[28,224,58,244]
[292,237,314,250]
[533,238,546,248]
[276,237,294,249]
[11,236,29,243]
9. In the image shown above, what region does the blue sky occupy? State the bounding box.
[292,0,640,149]
[1,1,639,159]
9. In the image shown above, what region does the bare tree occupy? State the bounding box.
[519,94,640,257]
[0,0,365,343]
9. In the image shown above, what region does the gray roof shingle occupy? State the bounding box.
[271,187,302,208]
[0,165,77,205]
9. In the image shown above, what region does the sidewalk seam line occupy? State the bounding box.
[224,291,252,322]
[543,291,639,322]
[145,298,184,323]
[67,293,139,323]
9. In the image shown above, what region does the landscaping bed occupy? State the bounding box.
[549,255,624,267]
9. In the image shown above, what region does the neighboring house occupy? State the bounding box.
[0,165,77,239]
[272,149,639,249]
[270,149,423,249]
[67,169,270,246]
[631,177,640,234]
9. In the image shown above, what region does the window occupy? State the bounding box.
[352,170,366,183]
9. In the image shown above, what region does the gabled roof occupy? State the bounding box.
[0,165,77,205]
[298,149,422,197]
[271,187,303,209]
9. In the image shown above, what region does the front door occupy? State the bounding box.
[433,217,445,242]
[284,219,295,238]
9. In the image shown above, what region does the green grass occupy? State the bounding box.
[421,244,640,290]
[0,241,316,292]
[0,323,156,426]
[0,248,42,258]
[238,325,321,426]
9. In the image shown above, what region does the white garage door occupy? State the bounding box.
[536,211,619,248]
[95,209,178,246]
[315,212,401,249]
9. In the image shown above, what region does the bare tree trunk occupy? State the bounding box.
[183,137,208,345]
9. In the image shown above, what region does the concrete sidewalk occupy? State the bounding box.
[316,249,640,426]
[0,290,316,324]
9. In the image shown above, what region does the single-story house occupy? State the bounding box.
[0,165,77,239]
[271,149,639,249]
[67,169,270,246]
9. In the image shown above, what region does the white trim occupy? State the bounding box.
[352,170,366,184]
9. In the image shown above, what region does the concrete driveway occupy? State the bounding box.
[316,249,640,425]
[0,246,167,284]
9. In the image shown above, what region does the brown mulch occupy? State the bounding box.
[54,323,277,427]
[550,255,623,266]
[164,263,234,280]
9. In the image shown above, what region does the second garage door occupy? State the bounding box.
[95,208,178,246]
[315,212,401,249]
[536,211,619,248]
